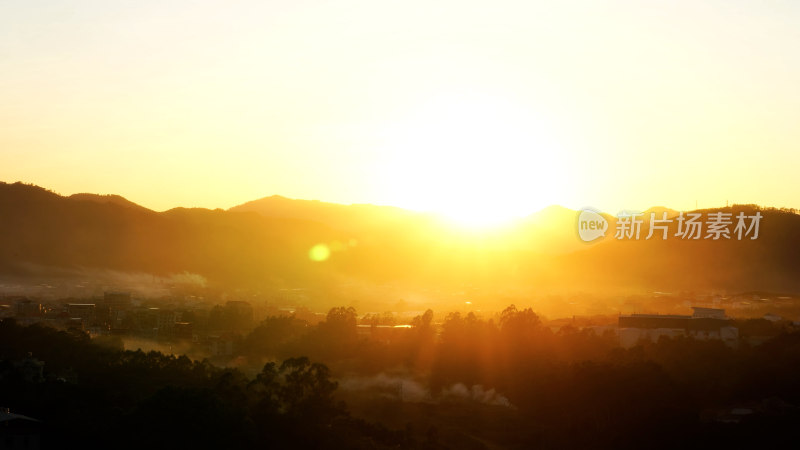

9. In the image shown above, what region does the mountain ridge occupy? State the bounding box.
[1,181,799,295]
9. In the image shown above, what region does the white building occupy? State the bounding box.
[619,307,738,348]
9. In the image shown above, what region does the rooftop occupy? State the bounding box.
[0,408,39,423]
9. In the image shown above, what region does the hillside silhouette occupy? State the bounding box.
[0,182,342,288]
[1,182,799,295]
[230,195,424,234]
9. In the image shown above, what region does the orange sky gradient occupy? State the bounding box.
[1,1,799,225]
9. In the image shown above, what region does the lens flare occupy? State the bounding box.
[308,244,331,262]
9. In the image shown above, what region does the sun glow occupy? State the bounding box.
[377,92,569,228]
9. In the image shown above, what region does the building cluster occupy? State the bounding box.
[0,293,255,357]
[618,307,739,348]
[1,292,188,337]
[0,407,41,450]
[2,290,794,356]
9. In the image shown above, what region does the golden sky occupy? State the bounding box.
[1,1,798,224]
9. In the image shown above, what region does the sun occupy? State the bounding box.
[376,91,567,228]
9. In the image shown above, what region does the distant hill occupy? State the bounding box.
[69,193,153,212]
[1,181,799,295]
[0,182,342,288]
[516,205,593,255]
[229,195,421,233]
[551,204,800,292]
